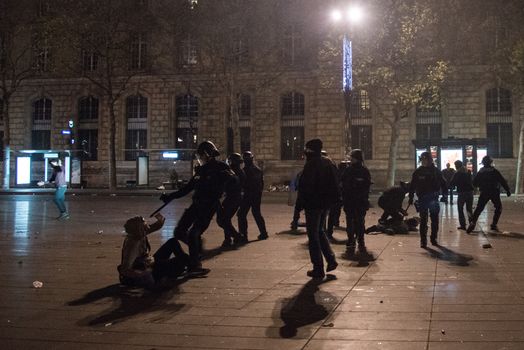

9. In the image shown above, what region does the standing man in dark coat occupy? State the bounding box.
[160,141,234,274]
[217,153,245,248]
[450,160,474,230]
[408,151,447,248]
[467,155,511,233]
[441,163,456,204]
[298,138,339,279]
[237,151,268,241]
[341,149,372,258]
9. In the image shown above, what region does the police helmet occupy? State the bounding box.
[350,149,364,162]
[196,140,220,158]
[228,153,243,166]
[481,155,493,166]
[242,151,254,160]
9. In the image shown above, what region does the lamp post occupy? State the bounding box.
[330,5,364,158]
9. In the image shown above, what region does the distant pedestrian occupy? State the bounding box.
[450,160,474,230]
[441,163,456,204]
[467,155,511,233]
[160,141,235,275]
[408,151,447,248]
[341,149,372,258]
[298,138,338,279]
[217,153,245,248]
[49,159,69,220]
[237,151,268,241]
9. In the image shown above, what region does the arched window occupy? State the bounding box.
[350,90,373,160]
[486,87,512,158]
[280,91,304,160]
[175,94,198,149]
[125,94,147,160]
[31,97,52,149]
[0,98,3,161]
[78,96,99,160]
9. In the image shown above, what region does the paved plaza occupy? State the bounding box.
[0,192,523,349]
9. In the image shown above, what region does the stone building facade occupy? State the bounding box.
[1,1,523,190]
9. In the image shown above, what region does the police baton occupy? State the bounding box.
[149,194,173,217]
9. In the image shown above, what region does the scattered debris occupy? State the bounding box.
[104,322,112,327]
[441,329,446,335]
[18,261,23,265]
[380,300,383,304]
[322,323,334,327]
[32,281,43,288]
[482,243,492,249]
[110,194,116,196]
[97,230,104,235]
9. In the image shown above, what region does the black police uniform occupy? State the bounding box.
[298,152,339,276]
[469,165,510,230]
[162,158,234,269]
[408,164,447,246]
[449,168,474,229]
[237,159,268,240]
[217,165,245,246]
[378,185,408,225]
[341,162,372,254]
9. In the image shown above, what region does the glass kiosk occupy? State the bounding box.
[412,138,488,174]
[15,150,73,187]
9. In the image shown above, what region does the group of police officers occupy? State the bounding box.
[158,138,511,280]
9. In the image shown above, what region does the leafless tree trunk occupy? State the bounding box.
[108,101,117,190]
[386,109,403,187]
[2,99,10,189]
[516,120,524,194]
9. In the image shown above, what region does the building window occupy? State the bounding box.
[175,94,198,149]
[82,48,98,72]
[31,98,52,149]
[228,27,248,66]
[0,33,5,70]
[125,94,147,160]
[281,92,304,160]
[130,33,147,70]
[180,34,197,66]
[282,24,305,66]
[486,87,512,158]
[78,96,99,160]
[350,90,372,159]
[32,32,51,72]
[416,103,442,140]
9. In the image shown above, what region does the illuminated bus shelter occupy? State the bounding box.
[412,138,488,174]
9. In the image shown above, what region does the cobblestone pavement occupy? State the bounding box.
[0,193,523,349]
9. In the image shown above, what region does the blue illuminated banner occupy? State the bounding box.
[343,35,353,91]
[162,152,179,159]
[61,129,71,135]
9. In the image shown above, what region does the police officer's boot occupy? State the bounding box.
[345,234,356,259]
[420,232,427,248]
[430,232,438,246]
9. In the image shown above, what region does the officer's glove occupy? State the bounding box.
[506,191,511,197]
[159,193,169,203]
[408,197,414,205]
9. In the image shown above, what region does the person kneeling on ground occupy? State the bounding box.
[118,213,192,288]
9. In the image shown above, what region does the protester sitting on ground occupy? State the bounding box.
[118,213,192,288]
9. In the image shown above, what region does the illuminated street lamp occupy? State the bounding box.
[330,5,364,158]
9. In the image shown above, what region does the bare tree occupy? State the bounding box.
[354,0,449,186]
[55,0,163,189]
[0,0,51,189]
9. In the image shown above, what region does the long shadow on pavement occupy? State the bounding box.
[67,280,194,326]
[424,245,474,266]
[276,276,337,338]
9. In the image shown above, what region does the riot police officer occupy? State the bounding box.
[237,151,268,241]
[467,155,511,233]
[341,149,372,258]
[408,151,447,248]
[160,141,234,274]
[217,153,245,248]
